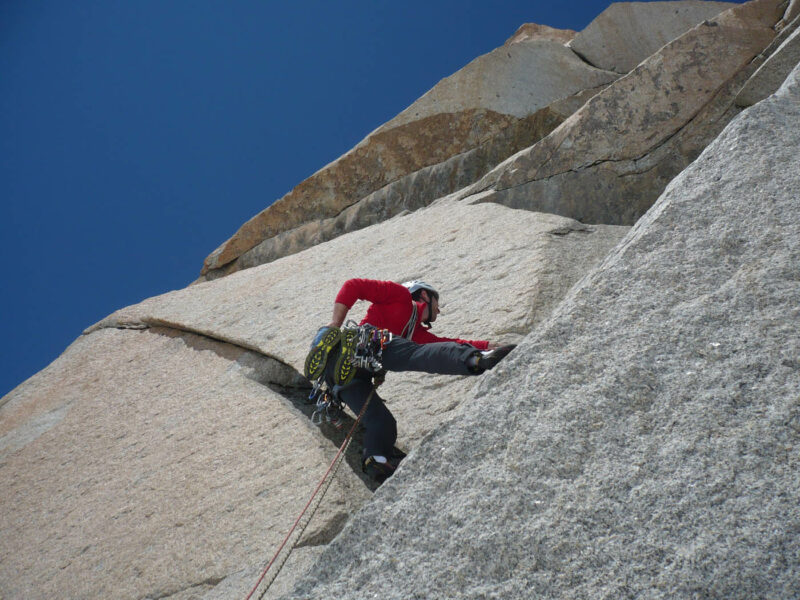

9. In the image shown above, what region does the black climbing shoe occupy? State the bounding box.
[476,344,516,371]
[362,455,398,483]
[304,326,341,381]
[333,327,358,386]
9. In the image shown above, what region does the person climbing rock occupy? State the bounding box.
[304,278,515,483]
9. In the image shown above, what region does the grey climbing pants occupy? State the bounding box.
[330,337,480,459]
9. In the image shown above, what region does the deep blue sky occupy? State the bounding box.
[1,1,741,397]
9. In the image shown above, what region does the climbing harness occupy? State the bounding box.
[244,388,376,600]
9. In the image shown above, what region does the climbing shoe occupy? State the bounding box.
[332,327,359,386]
[475,344,516,371]
[304,326,341,381]
[362,455,397,483]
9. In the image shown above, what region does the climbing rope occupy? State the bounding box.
[244,388,375,600]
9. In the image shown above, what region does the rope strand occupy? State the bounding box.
[245,388,375,600]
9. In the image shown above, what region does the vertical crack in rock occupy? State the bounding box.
[293,512,351,549]
[263,380,384,494]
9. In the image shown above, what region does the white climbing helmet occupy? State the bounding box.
[401,280,439,300]
[402,280,440,329]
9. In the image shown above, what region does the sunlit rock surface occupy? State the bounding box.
[201,37,618,279]
[569,0,735,73]
[736,11,800,105]
[0,327,369,599]
[285,59,800,600]
[1,202,627,599]
[2,2,798,598]
[459,0,783,226]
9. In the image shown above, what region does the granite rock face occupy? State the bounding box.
[736,12,800,105]
[3,3,799,599]
[201,39,618,279]
[284,60,800,600]
[1,202,628,599]
[89,201,629,454]
[569,1,736,73]
[208,104,570,278]
[460,0,783,226]
[377,40,611,130]
[778,0,800,28]
[0,327,370,600]
[201,1,761,281]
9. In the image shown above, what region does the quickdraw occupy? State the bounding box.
[309,384,344,429]
[346,321,393,373]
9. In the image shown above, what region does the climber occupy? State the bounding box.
[304,278,516,483]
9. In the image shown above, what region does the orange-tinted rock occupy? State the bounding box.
[505,23,577,45]
[202,40,618,276]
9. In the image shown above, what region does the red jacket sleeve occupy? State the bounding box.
[334,278,410,308]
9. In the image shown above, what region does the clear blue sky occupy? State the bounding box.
[1,1,742,397]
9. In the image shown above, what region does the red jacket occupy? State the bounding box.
[335,278,489,350]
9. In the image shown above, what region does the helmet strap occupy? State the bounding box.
[412,291,434,330]
[422,293,433,329]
